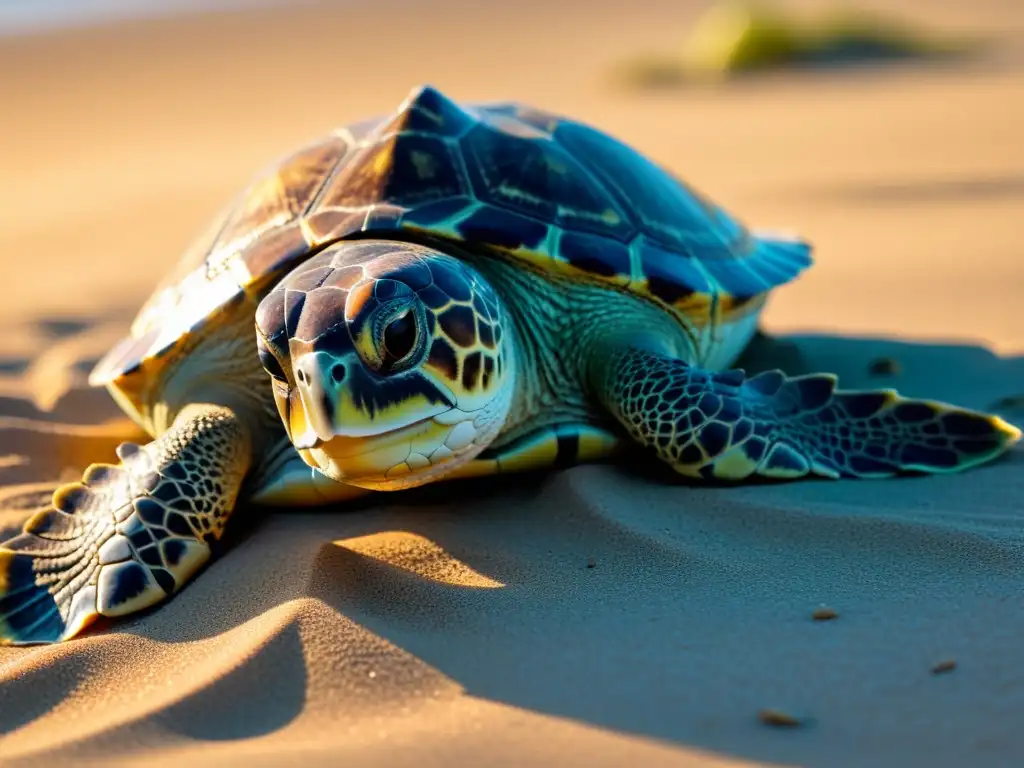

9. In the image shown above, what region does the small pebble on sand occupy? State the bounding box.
[811,605,838,621]
[758,708,803,728]
[932,659,957,675]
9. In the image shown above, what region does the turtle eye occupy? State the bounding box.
[258,342,288,382]
[379,308,418,371]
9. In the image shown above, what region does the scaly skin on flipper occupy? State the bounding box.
[596,347,1021,480]
[0,405,250,645]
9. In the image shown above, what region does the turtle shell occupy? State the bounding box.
[91,84,812,393]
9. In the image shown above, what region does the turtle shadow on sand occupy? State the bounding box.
[2,329,1022,765]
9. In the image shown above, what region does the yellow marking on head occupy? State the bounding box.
[349,320,382,371]
[334,531,504,588]
[289,392,310,443]
[385,462,413,480]
[312,414,472,490]
[331,389,451,439]
[422,351,459,384]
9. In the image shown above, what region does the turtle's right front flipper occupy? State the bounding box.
[0,405,250,645]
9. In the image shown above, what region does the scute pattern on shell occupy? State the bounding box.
[90,84,812,393]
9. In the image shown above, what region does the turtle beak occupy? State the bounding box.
[289,346,456,459]
[292,350,346,448]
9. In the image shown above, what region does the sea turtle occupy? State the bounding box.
[0,85,1018,645]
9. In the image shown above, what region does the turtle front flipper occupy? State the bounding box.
[594,347,1021,481]
[0,405,250,645]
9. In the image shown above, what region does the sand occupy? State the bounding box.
[0,1,1022,766]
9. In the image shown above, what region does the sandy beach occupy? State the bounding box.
[0,1,1022,765]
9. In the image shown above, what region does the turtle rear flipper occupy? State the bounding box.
[0,405,250,645]
[596,348,1021,481]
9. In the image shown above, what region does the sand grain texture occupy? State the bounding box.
[0,2,1022,766]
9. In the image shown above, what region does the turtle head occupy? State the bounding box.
[255,240,515,490]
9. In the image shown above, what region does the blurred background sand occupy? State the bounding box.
[0,1,1022,766]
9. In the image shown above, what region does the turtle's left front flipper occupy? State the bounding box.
[0,405,251,645]
[594,347,1021,481]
